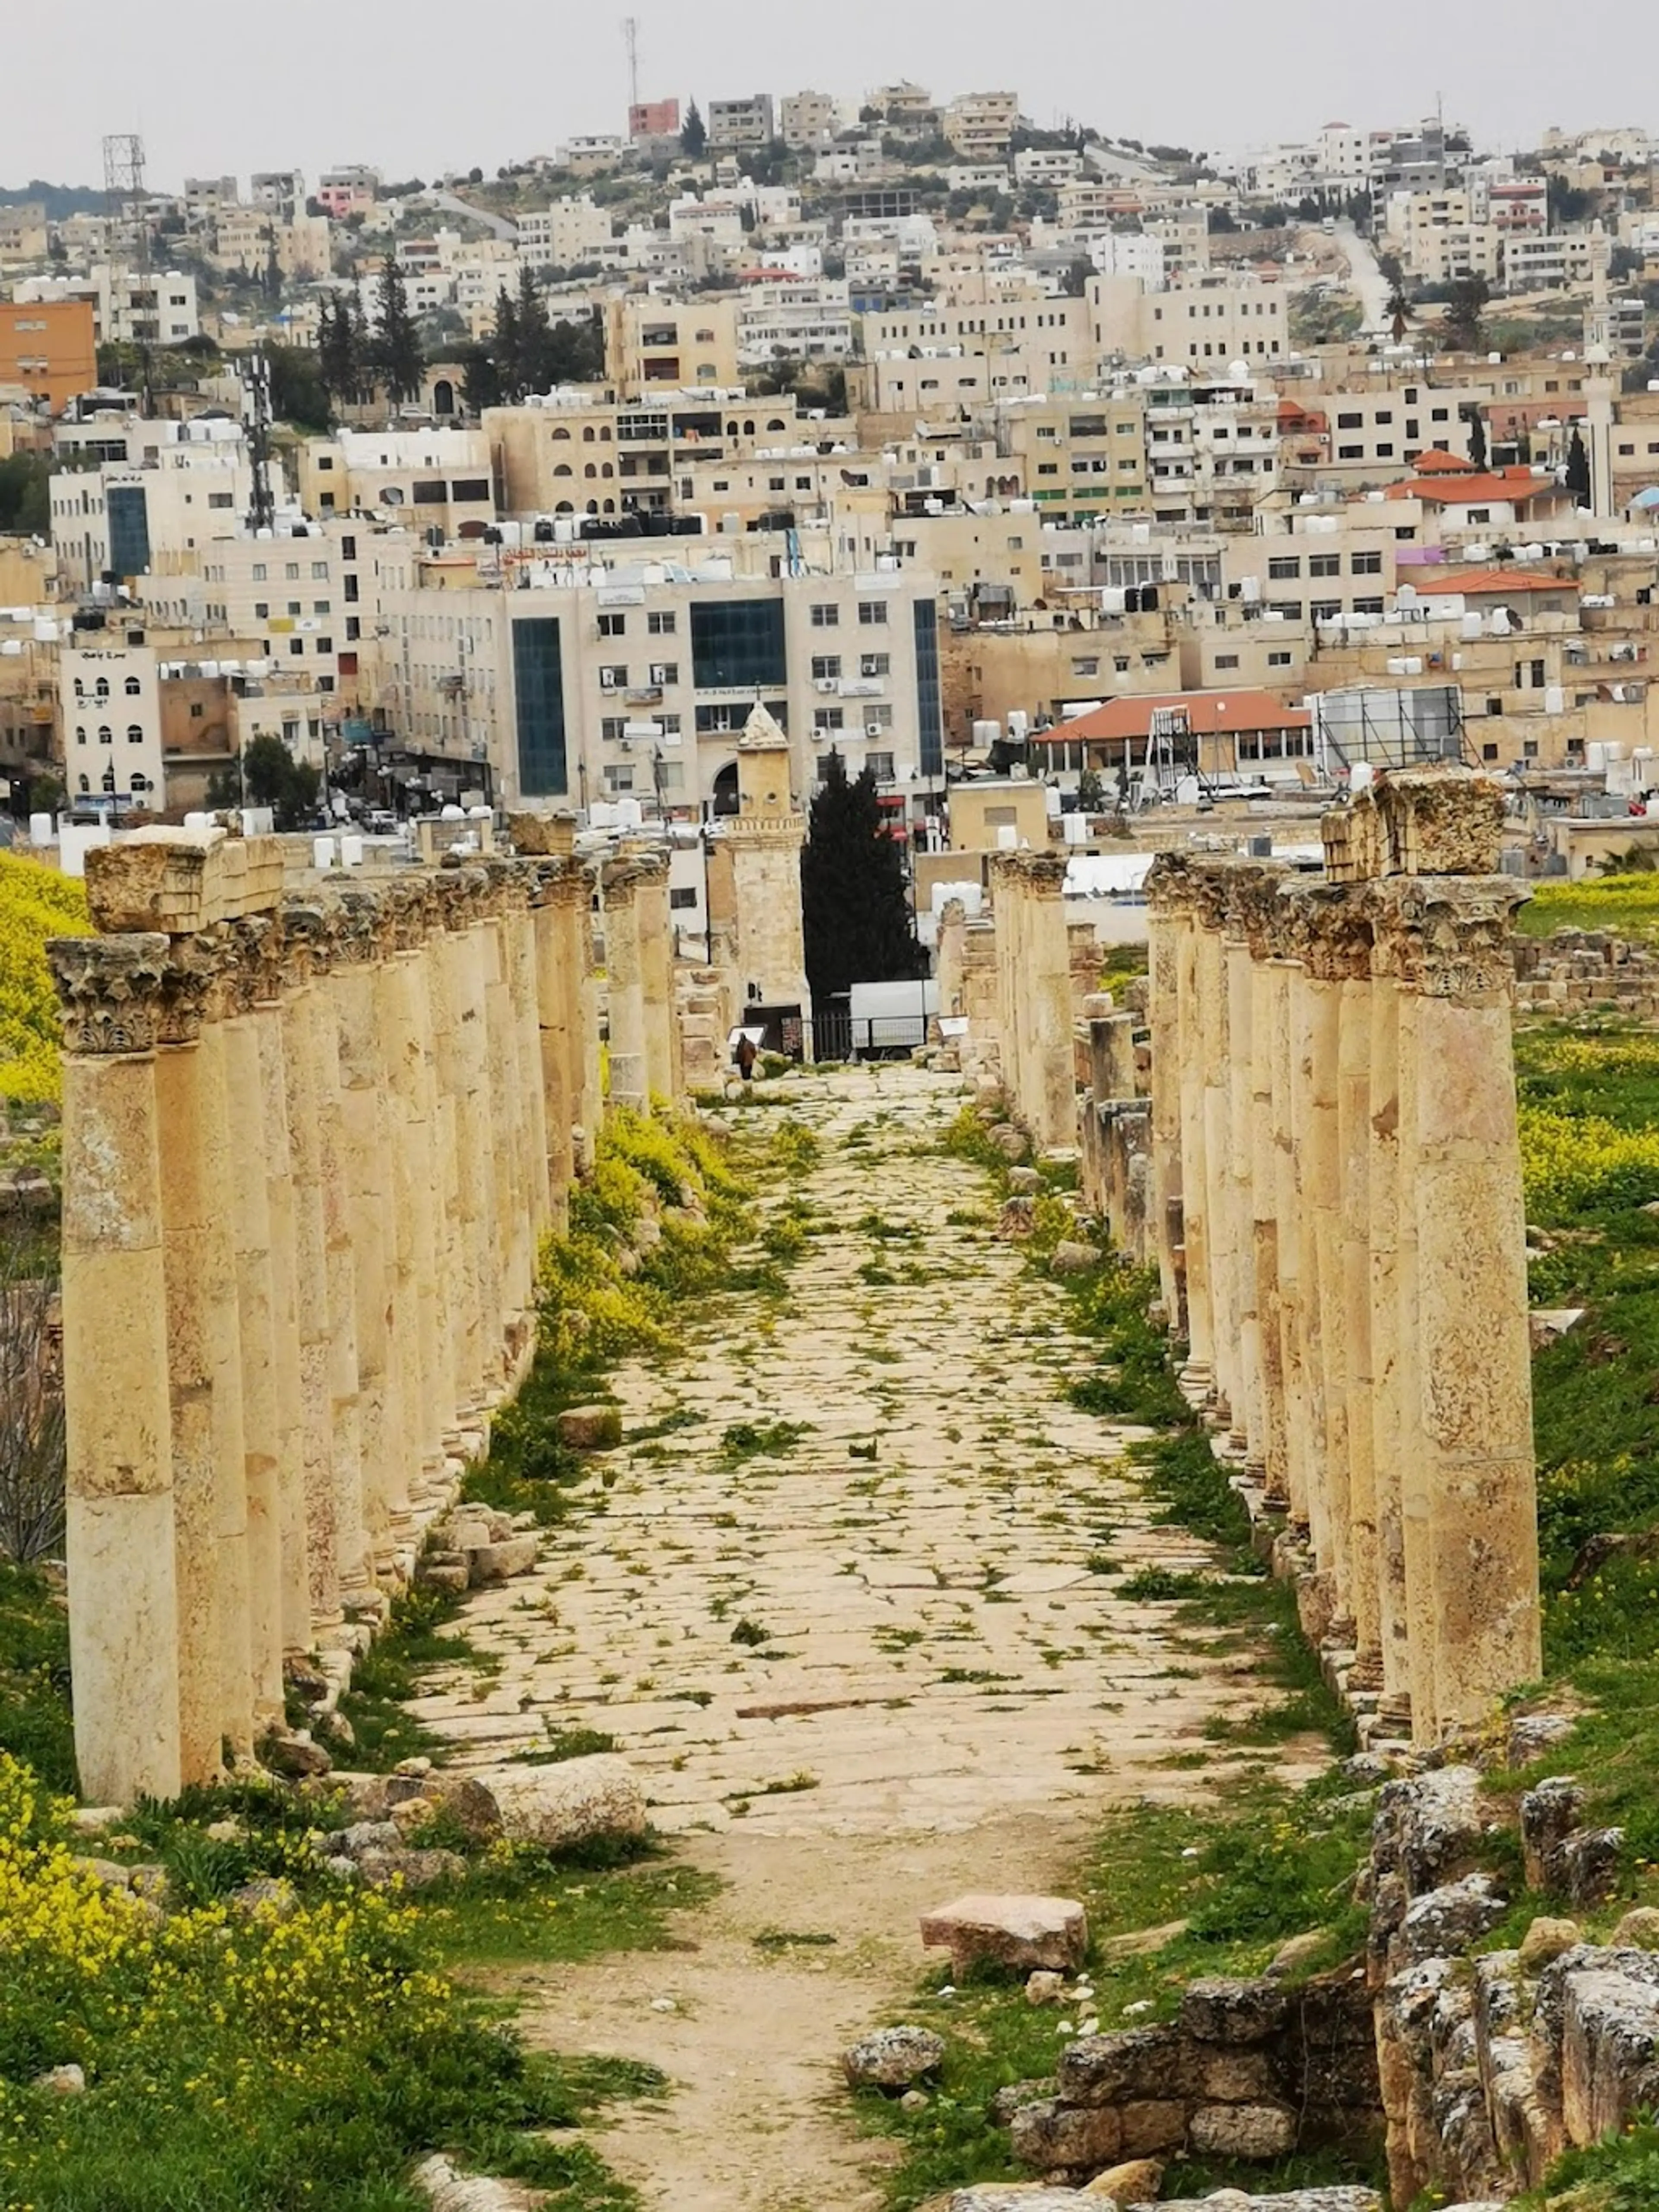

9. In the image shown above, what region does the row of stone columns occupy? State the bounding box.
[601,855,680,1114]
[988,853,1075,1151]
[1145,808,1541,1746]
[52,844,616,1806]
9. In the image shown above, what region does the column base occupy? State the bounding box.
[1348,1651,1386,1694]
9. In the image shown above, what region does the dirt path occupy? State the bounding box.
[419,1069,1301,2212]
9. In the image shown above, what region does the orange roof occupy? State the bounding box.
[1041,690,1312,746]
[1387,466,1554,506]
[1409,446,1477,474]
[1446,566,1572,595]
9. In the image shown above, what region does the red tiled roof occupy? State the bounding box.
[1387,467,1555,506]
[1409,446,1477,473]
[1039,690,1313,746]
[1445,567,1573,595]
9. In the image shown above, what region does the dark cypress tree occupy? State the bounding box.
[318,294,356,412]
[1566,426,1593,505]
[373,254,423,404]
[514,263,552,395]
[680,102,707,160]
[348,295,374,404]
[1462,404,1487,470]
[801,751,925,1004]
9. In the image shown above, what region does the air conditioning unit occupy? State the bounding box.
[866,721,885,738]
[816,677,838,691]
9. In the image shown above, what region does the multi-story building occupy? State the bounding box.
[707,96,776,153]
[736,280,854,369]
[293,428,496,538]
[780,92,842,151]
[49,420,254,592]
[16,267,200,348]
[0,204,49,267]
[371,555,946,817]
[0,299,96,413]
[628,99,681,143]
[59,636,166,809]
[516,196,616,271]
[995,393,1148,521]
[944,92,1021,161]
[251,171,305,218]
[1090,271,1286,366]
[315,166,379,218]
[604,294,741,393]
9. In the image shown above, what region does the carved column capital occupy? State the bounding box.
[1145,851,1198,919]
[1366,876,1529,996]
[49,933,173,1055]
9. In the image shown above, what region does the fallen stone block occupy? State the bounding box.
[1396,1875,1507,1965]
[1007,1167,1044,1195]
[411,2154,543,2211]
[843,2026,945,2090]
[1058,2026,1189,2107]
[353,1847,467,1891]
[467,1534,540,1584]
[556,1404,623,1451]
[1051,1241,1100,1276]
[947,2191,1088,2212]
[921,1894,1088,1976]
[33,2065,86,2095]
[1180,1978,1291,2045]
[458,1755,648,1851]
[1081,2157,1164,2201]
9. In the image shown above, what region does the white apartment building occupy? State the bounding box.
[736,280,854,368]
[180,518,373,697]
[60,639,165,808]
[50,422,255,592]
[1014,147,1084,188]
[295,427,496,537]
[1084,232,1166,286]
[15,266,200,347]
[516,197,616,271]
[1090,271,1285,364]
[372,557,946,815]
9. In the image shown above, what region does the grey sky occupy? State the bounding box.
[7,0,1651,189]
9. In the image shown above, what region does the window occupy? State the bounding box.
[858,600,889,626]
[251,563,267,581]
[866,703,895,731]
[124,675,142,696]
[1487,697,1503,717]
[1338,445,1364,460]
[189,703,203,720]
[1375,443,1395,460]
[599,665,628,690]
[1267,556,1301,580]
[287,602,302,617]
[1482,742,1500,761]
[1352,596,1386,614]
[601,717,627,744]
[126,724,144,744]
[1468,508,1491,525]
[1072,656,1100,678]
[1431,407,1449,423]
[1308,553,1341,578]
[284,561,300,579]
[313,600,330,615]
[815,707,845,732]
[311,560,328,579]
[860,652,890,679]
[866,750,895,782]
[316,638,332,655]
[346,617,361,642]
[648,610,677,635]
[690,599,787,689]
[1214,653,1240,670]
[1337,412,1363,430]
[810,603,839,627]
[451,479,489,502]
[598,612,627,637]
[1310,600,1341,623]
[254,602,269,620]
[98,726,112,745]
[208,492,233,509]
[1351,551,1382,575]
[290,640,305,657]
[341,536,357,561]
[1267,650,1293,668]
[811,656,842,681]
[343,575,359,602]
[650,663,679,686]
[669,886,697,911]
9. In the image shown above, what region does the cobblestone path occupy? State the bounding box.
[419,1068,1295,2212]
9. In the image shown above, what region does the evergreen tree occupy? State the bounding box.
[459,336,503,414]
[1462,403,1488,470]
[348,295,374,404]
[317,294,357,412]
[262,229,282,304]
[1566,427,1593,505]
[372,254,423,404]
[514,262,552,394]
[801,751,925,1004]
[680,102,707,160]
[492,284,522,399]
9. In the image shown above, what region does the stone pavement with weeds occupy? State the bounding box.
[416,1067,1321,2212]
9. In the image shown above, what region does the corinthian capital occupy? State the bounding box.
[48,934,173,1055]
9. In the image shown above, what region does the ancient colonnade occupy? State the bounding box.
[50,827,680,1806]
[1143,775,1541,1744]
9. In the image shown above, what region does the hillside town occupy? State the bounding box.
[13,60,1659,2212]
[3,92,1659,872]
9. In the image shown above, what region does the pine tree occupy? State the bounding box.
[1566,427,1593,506]
[1463,404,1487,470]
[348,295,374,404]
[492,284,521,400]
[318,294,356,413]
[514,263,551,395]
[801,751,925,1005]
[373,254,423,405]
[680,102,707,160]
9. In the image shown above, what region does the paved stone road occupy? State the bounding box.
[418,1068,1303,2212]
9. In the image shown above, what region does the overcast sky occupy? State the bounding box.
[7,0,1650,188]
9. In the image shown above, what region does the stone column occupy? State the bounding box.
[251,964,308,1656]
[380,909,448,1500]
[1267,934,1308,1531]
[424,897,470,1436]
[1023,855,1077,1151]
[1247,916,1289,1504]
[533,868,582,1235]
[1175,885,1212,1390]
[1193,878,1234,1423]
[153,950,245,1784]
[334,906,398,1572]
[637,856,677,1105]
[476,897,518,1347]
[312,942,371,1605]
[1302,895,1352,1640]
[604,864,648,1114]
[1405,878,1543,1739]
[52,936,183,1806]
[1366,948,1411,1723]
[442,891,493,1413]
[1336,917,1382,1691]
[221,958,285,1727]
[280,922,340,1630]
[575,870,603,1168]
[506,887,551,1254]
[1146,875,1185,1330]
[1224,898,1262,1468]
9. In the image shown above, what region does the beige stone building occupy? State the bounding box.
[603,296,742,394]
[1089,271,1287,366]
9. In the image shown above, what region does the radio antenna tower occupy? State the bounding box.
[624,16,641,112]
[242,347,276,534]
[103,132,155,412]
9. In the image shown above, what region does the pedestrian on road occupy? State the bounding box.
[736,1034,758,1084]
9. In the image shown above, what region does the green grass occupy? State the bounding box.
[720,1419,811,1463]
[337,1585,486,1770]
[1517,876,1659,942]
[0,1563,76,1793]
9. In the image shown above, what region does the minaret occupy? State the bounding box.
[724,703,813,1060]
